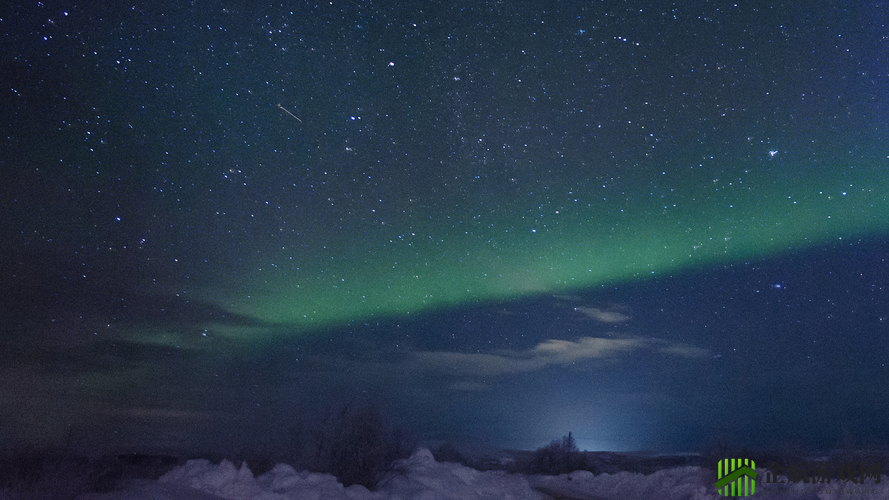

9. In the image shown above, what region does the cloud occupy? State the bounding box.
[656,343,710,359]
[573,307,630,323]
[531,337,641,361]
[411,336,706,379]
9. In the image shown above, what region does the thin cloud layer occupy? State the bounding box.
[573,307,630,323]
[411,336,707,379]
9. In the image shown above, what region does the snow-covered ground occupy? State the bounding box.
[72,448,886,500]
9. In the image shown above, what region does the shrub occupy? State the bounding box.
[530,432,582,475]
[432,442,469,465]
[294,399,415,490]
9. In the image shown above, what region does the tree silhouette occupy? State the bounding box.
[531,432,581,475]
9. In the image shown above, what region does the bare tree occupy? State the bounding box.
[292,399,415,490]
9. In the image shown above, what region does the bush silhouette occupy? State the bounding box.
[432,442,469,465]
[329,402,387,488]
[531,432,582,475]
[293,399,415,490]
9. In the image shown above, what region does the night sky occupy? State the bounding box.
[2,0,888,457]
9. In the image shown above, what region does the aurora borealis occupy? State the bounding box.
[2,0,888,456]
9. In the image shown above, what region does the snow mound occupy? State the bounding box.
[154,457,382,500]
[83,449,877,500]
[77,478,236,500]
[252,462,381,500]
[382,448,540,500]
[157,459,265,499]
[528,466,717,500]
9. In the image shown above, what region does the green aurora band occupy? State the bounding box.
[215,154,889,330]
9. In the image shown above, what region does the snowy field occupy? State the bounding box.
[71,448,886,500]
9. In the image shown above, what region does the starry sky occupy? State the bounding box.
[1,0,888,457]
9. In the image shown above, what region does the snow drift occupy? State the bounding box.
[76,448,887,500]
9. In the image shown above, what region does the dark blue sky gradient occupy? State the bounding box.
[1,0,888,456]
